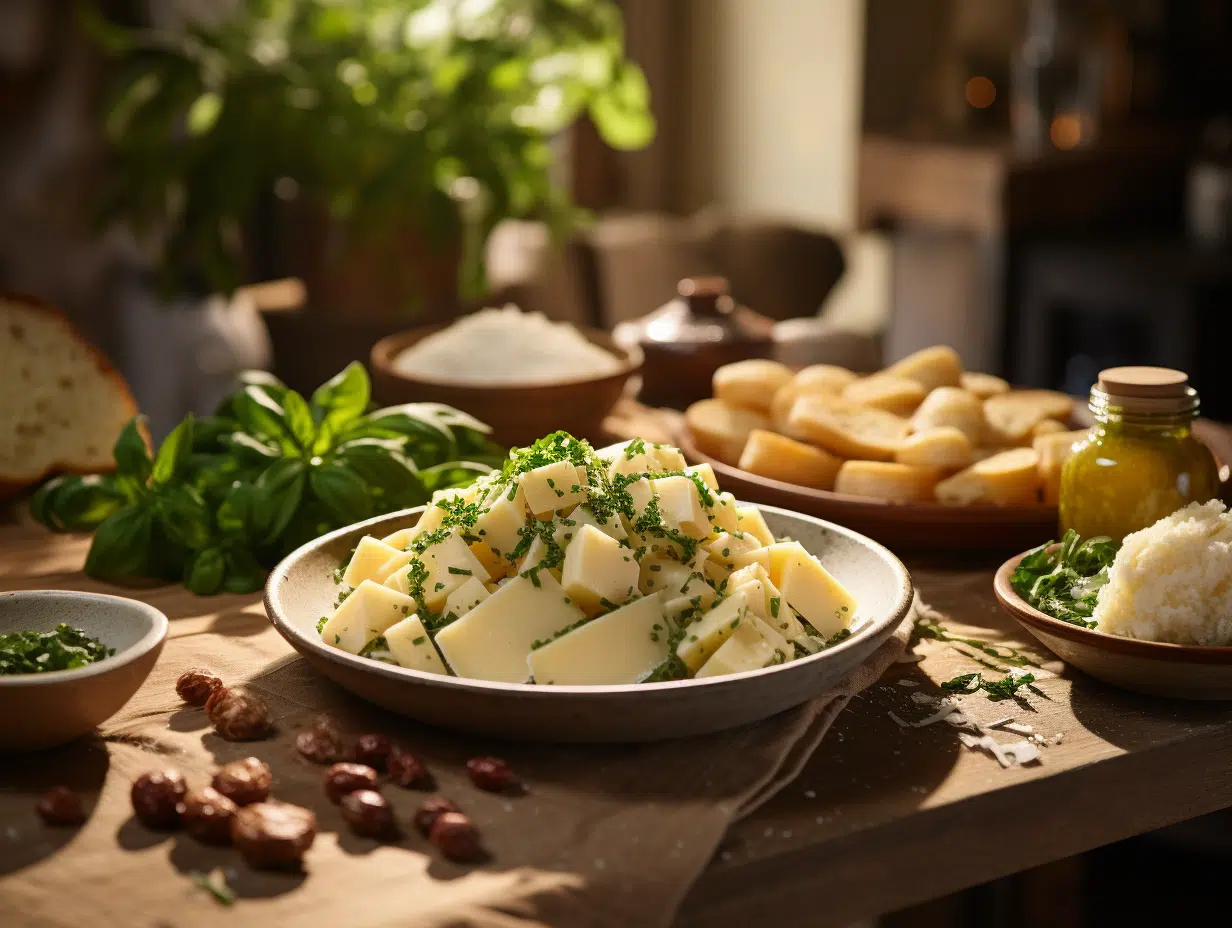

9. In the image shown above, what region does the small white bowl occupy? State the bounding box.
[0,591,168,752]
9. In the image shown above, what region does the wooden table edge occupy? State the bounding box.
[677,721,1232,927]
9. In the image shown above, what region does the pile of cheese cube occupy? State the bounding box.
[319,433,859,685]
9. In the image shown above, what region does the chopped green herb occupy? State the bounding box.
[412,636,426,645]
[1010,529,1114,628]
[0,623,115,676]
[770,597,781,618]
[191,871,235,906]
[447,567,472,576]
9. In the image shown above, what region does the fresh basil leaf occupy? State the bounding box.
[184,546,226,595]
[222,430,281,462]
[417,461,494,495]
[348,404,457,464]
[156,484,212,550]
[253,458,306,545]
[113,417,152,484]
[232,384,291,443]
[31,474,125,532]
[84,504,155,580]
[310,361,369,434]
[151,414,194,486]
[222,547,265,593]
[217,483,256,539]
[334,439,421,499]
[309,461,372,522]
[281,389,316,451]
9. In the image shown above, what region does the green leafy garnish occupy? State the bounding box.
[191,871,235,906]
[0,623,115,676]
[1010,530,1116,628]
[30,364,503,595]
[941,671,1043,702]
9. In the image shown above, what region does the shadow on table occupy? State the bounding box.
[1065,666,1232,751]
[167,834,307,899]
[0,734,110,876]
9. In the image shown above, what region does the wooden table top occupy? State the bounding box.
[4,517,1232,927]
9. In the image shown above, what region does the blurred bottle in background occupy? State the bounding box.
[1012,0,1108,154]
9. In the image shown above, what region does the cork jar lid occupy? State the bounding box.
[1095,366,1198,414]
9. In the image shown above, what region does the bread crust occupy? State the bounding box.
[0,292,138,498]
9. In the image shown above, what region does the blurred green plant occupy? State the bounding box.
[83,0,654,301]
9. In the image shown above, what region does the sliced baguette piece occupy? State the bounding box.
[1034,428,1089,505]
[685,398,769,466]
[983,390,1075,445]
[792,364,859,395]
[934,447,1042,506]
[770,383,801,433]
[738,428,843,490]
[712,359,793,413]
[834,461,938,503]
[885,345,963,392]
[910,386,987,444]
[895,426,972,471]
[787,395,910,461]
[961,371,1010,399]
[841,374,927,417]
[0,294,137,496]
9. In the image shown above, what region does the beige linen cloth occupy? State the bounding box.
[0,579,913,928]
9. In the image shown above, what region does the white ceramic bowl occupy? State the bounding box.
[265,504,913,742]
[0,591,169,752]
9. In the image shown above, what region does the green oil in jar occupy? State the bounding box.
[1059,367,1219,542]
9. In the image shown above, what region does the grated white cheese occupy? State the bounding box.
[392,304,623,385]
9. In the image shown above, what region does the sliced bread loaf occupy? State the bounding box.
[0,295,137,496]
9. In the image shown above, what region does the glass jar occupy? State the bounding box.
[1059,367,1220,541]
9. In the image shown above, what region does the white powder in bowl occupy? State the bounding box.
[392,305,623,385]
[1094,500,1232,645]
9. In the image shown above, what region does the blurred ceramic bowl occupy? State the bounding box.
[370,325,642,448]
[0,591,168,752]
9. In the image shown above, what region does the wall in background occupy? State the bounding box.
[683,0,889,335]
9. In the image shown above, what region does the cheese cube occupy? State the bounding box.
[694,615,790,679]
[675,589,751,672]
[469,541,509,580]
[372,550,413,586]
[730,546,771,572]
[472,485,530,558]
[776,550,858,637]
[433,573,585,683]
[380,527,417,550]
[384,615,447,675]
[765,541,809,587]
[342,537,402,587]
[685,462,719,491]
[594,440,641,463]
[604,444,656,481]
[651,475,710,539]
[442,576,490,621]
[638,552,695,597]
[731,578,803,638]
[709,492,742,535]
[519,460,586,518]
[625,477,654,520]
[560,524,639,614]
[736,506,776,547]
[320,580,416,654]
[528,593,669,685]
[391,531,489,607]
[648,443,687,472]
[703,558,732,587]
[515,535,563,583]
[705,532,762,571]
[554,503,627,548]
